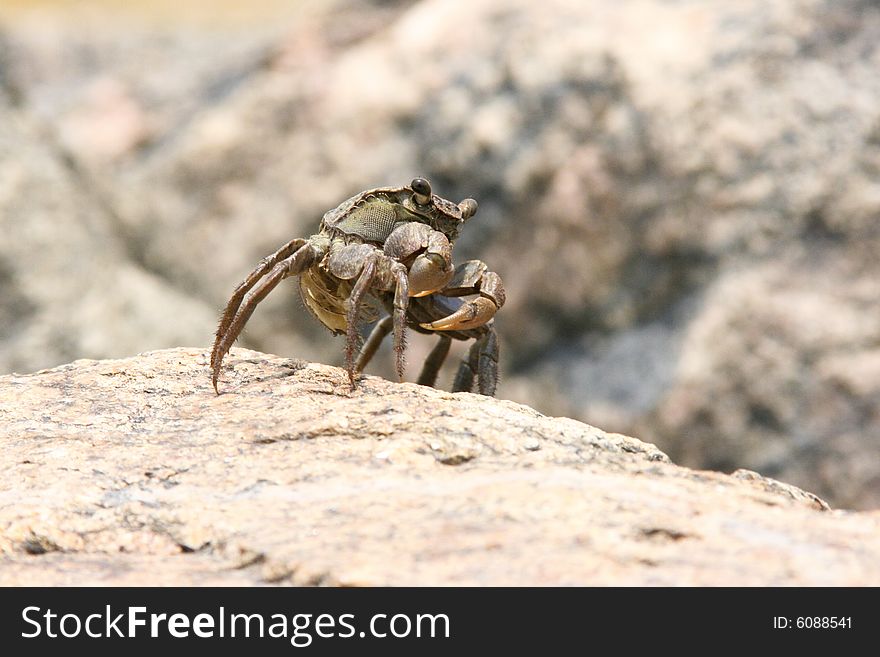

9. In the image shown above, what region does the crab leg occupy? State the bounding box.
[211,242,321,393]
[354,315,393,374]
[326,242,412,384]
[212,238,306,364]
[452,326,499,396]
[416,335,452,387]
[344,254,377,388]
[452,337,480,393]
[390,263,410,381]
[476,327,499,396]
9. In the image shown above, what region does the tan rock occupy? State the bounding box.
[3,0,880,509]
[1,347,877,586]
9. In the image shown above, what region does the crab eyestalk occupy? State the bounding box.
[411,177,432,205]
[459,198,478,220]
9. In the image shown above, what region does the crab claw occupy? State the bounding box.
[409,252,453,297]
[420,296,497,331]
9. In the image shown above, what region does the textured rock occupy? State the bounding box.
[2,0,880,509]
[1,347,878,586]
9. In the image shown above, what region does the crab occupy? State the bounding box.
[210,177,505,395]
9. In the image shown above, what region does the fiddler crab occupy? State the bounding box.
[210,177,505,395]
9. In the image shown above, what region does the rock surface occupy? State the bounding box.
[1,348,878,586]
[2,0,880,510]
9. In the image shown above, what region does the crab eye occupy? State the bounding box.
[459,198,478,220]
[411,177,432,205]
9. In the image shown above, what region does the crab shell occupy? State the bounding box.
[320,185,474,245]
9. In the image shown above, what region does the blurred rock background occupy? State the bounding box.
[1,0,879,509]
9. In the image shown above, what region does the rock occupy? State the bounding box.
[0,99,218,374]
[1,347,878,586]
[2,0,880,509]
